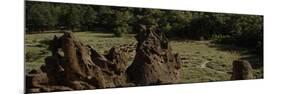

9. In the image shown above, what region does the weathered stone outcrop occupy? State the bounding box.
[26,26,182,93]
[231,60,254,80]
[26,32,133,93]
[126,25,182,85]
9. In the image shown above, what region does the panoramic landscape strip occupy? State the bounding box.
[25,1,263,93]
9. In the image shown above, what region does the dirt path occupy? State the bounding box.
[199,60,227,74]
[200,61,209,68]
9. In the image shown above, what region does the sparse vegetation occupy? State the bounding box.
[26,2,263,55]
[25,1,263,87]
[25,32,263,83]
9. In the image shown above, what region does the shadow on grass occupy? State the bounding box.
[239,55,263,69]
[26,31,64,34]
[92,34,115,38]
[207,42,263,69]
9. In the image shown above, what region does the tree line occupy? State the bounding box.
[25,1,263,54]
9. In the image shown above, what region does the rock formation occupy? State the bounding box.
[231,60,254,80]
[26,26,182,93]
[126,25,182,85]
[26,32,133,93]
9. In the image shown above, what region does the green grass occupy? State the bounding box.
[25,32,136,72]
[171,41,238,82]
[25,32,263,83]
[171,41,263,82]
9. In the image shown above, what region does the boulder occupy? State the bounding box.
[231,60,254,80]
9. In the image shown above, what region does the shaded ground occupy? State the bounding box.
[25,32,263,83]
[171,40,263,83]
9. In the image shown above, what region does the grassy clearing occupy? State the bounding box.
[171,41,238,83]
[25,32,136,72]
[171,41,263,82]
[25,32,263,83]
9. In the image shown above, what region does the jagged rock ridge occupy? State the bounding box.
[126,25,182,85]
[26,32,133,92]
[26,26,182,93]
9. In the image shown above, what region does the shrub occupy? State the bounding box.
[25,51,40,62]
[113,26,127,37]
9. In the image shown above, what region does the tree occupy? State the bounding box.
[64,5,82,31]
[230,15,263,48]
[26,3,57,32]
[96,6,114,28]
[81,6,97,31]
[112,10,133,37]
[25,1,263,54]
[164,11,192,37]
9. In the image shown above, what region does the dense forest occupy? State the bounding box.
[25,1,263,55]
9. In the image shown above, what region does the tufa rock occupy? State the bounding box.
[126,25,182,85]
[26,32,133,93]
[26,29,181,93]
[231,59,254,80]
